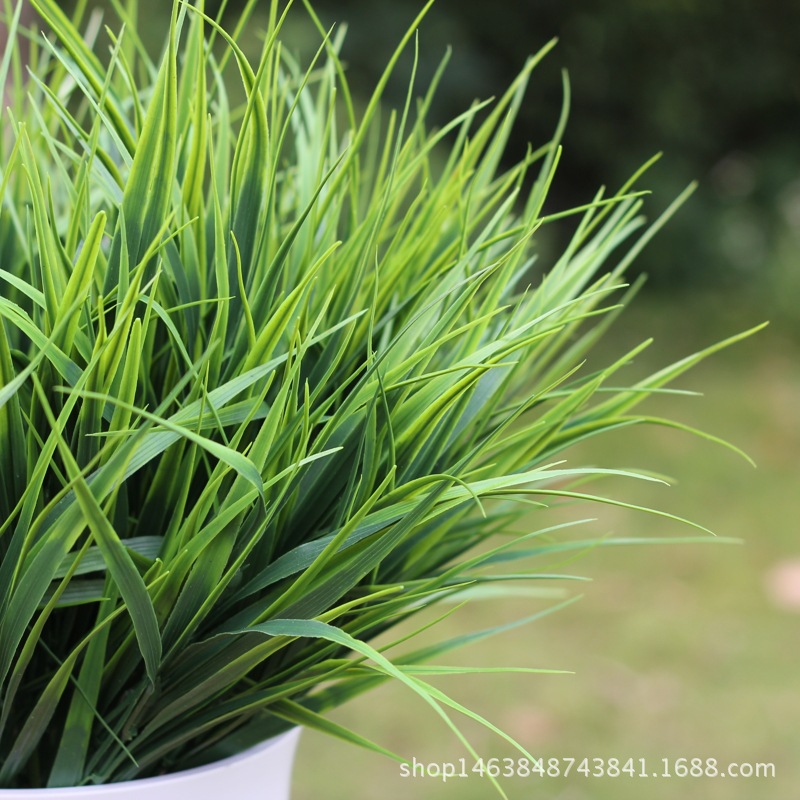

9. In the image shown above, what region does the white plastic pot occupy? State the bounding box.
[0,728,302,800]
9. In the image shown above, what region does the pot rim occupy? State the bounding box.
[0,727,301,795]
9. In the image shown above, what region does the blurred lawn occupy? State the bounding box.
[293,300,799,799]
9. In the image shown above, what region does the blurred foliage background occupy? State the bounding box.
[7,1,799,797]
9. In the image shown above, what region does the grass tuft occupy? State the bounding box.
[0,0,760,790]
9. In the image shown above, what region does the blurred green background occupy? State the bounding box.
[17,0,800,796]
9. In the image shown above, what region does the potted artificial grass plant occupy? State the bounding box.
[0,0,762,796]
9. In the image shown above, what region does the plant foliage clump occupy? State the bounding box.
[0,0,760,791]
